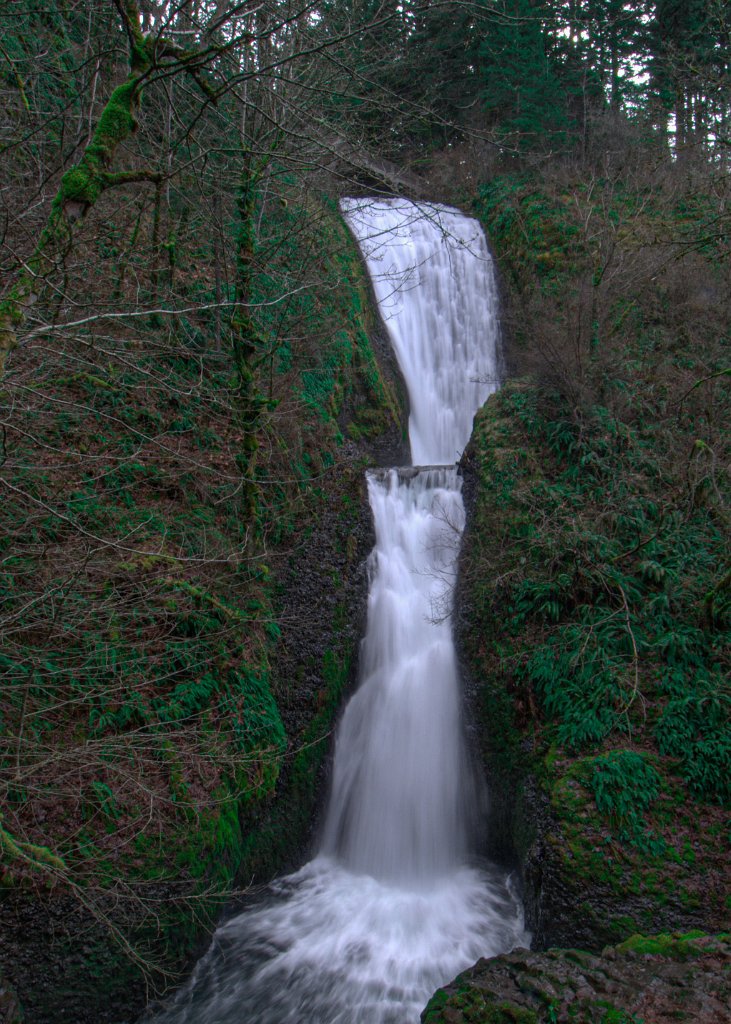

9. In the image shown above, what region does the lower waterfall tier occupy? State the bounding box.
[320,468,471,882]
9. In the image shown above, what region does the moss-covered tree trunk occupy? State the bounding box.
[0,0,210,376]
[231,151,270,521]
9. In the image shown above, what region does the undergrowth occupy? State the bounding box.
[0,182,398,989]
[473,381,730,810]
[465,164,729,900]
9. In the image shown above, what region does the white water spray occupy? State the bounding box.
[146,199,526,1024]
[340,199,501,465]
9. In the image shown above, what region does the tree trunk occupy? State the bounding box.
[231,152,268,521]
[0,3,153,376]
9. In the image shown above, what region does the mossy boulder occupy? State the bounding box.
[422,933,731,1023]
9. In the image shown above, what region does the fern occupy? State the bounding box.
[589,750,665,851]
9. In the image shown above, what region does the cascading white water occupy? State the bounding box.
[339,199,501,466]
[320,465,470,883]
[145,199,526,1024]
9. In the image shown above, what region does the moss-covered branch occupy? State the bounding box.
[0,814,67,875]
[0,8,152,376]
[0,0,217,378]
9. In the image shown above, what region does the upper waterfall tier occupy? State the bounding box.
[341,197,500,466]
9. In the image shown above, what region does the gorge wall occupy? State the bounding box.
[0,199,407,1024]
[432,168,730,1023]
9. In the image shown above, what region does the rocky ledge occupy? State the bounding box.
[422,932,730,1024]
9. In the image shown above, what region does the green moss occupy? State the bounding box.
[89,77,139,153]
[422,985,539,1024]
[0,815,67,874]
[57,76,141,211]
[614,931,718,958]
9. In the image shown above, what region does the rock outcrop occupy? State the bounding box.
[422,933,731,1024]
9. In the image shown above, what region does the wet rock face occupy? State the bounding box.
[0,968,23,1024]
[421,933,731,1024]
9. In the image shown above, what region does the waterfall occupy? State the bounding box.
[320,465,470,883]
[339,199,500,465]
[145,199,527,1024]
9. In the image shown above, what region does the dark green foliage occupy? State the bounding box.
[479,0,574,150]
[463,168,729,944]
[477,178,583,287]
[484,380,730,804]
[656,675,731,803]
[588,750,664,851]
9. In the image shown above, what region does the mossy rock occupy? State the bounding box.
[421,934,731,1023]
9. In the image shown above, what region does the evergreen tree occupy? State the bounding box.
[650,0,728,157]
[479,0,573,150]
